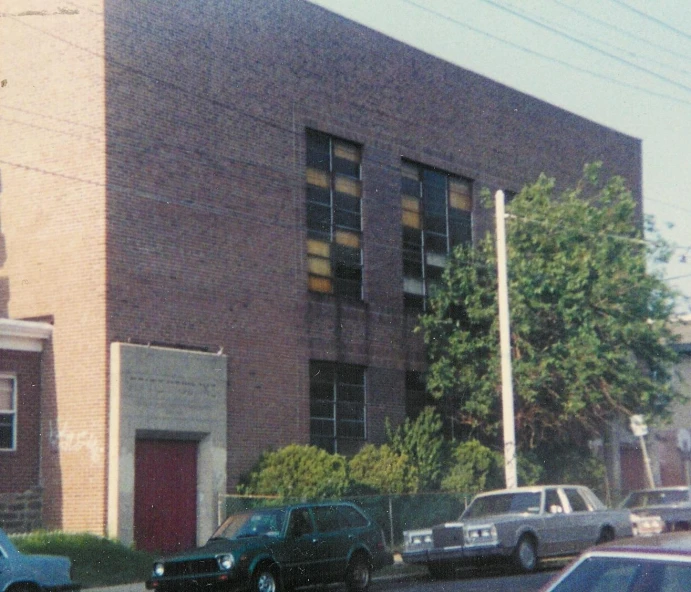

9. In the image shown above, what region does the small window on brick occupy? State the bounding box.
[0,375,17,451]
[402,161,472,310]
[309,361,365,455]
[306,130,363,300]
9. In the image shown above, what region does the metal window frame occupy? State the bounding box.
[0,373,17,452]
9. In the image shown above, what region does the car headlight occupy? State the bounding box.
[153,563,165,577]
[464,524,498,543]
[217,554,235,571]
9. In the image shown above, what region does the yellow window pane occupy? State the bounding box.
[309,275,333,293]
[402,162,419,180]
[334,175,361,197]
[308,256,332,277]
[307,239,330,258]
[0,379,12,410]
[450,192,472,211]
[335,230,361,248]
[402,210,421,229]
[402,196,420,213]
[306,168,330,188]
[334,141,360,163]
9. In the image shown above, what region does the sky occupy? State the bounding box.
[309,0,691,315]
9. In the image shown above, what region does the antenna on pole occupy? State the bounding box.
[495,190,518,489]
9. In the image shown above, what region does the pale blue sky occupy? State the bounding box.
[309,0,691,314]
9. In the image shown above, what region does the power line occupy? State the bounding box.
[607,0,691,43]
[398,0,691,107]
[476,0,691,96]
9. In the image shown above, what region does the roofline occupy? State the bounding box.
[0,318,53,352]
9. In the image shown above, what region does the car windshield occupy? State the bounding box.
[550,555,691,592]
[463,492,542,519]
[211,509,286,540]
[622,490,690,509]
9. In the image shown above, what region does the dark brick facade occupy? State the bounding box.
[4,0,642,533]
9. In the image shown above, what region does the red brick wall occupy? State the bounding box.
[0,350,42,494]
[102,0,642,488]
[4,0,643,533]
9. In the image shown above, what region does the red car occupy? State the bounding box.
[542,531,691,592]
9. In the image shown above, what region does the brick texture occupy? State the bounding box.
[2,0,642,535]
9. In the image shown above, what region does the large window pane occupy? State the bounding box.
[401,161,473,310]
[309,362,365,454]
[306,131,362,299]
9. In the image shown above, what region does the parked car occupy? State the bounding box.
[621,486,691,533]
[145,501,393,592]
[401,485,633,578]
[0,527,80,592]
[540,531,691,591]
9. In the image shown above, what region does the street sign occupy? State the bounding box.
[630,414,648,437]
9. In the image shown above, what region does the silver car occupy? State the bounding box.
[402,485,633,577]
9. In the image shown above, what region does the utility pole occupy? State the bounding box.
[495,190,518,489]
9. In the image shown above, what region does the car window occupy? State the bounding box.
[212,510,285,539]
[464,492,541,518]
[313,506,341,533]
[564,488,590,512]
[545,489,565,513]
[337,505,369,528]
[288,509,314,538]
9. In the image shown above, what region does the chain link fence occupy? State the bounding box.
[218,492,474,547]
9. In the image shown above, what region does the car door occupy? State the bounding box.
[541,488,572,556]
[311,505,351,583]
[563,487,600,551]
[280,507,320,589]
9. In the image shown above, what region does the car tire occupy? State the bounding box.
[253,564,280,592]
[345,553,372,592]
[428,561,455,579]
[513,535,538,573]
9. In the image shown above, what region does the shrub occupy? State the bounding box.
[441,439,503,494]
[348,444,418,494]
[237,444,350,499]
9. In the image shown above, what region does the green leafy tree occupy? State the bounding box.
[348,444,419,494]
[440,439,503,494]
[386,406,445,491]
[418,164,680,476]
[237,444,350,499]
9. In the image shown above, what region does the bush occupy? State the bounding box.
[10,531,154,588]
[441,439,503,494]
[237,444,350,499]
[348,444,418,494]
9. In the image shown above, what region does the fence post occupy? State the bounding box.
[388,495,394,546]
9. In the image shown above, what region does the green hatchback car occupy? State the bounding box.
[145,501,393,592]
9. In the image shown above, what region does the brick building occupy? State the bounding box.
[1,0,642,549]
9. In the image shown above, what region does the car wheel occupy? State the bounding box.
[253,564,280,592]
[428,561,455,579]
[345,553,371,592]
[513,535,538,573]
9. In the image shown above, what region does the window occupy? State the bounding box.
[306,130,363,299]
[0,375,16,451]
[402,161,472,309]
[564,488,590,512]
[309,361,365,455]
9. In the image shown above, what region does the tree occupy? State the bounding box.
[418,164,680,473]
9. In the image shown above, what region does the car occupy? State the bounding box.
[0,527,80,592]
[401,484,633,578]
[621,486,691,533]
[540,531,691,591]
[145,501,393,592]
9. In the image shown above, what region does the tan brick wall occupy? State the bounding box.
[1,1,107,532]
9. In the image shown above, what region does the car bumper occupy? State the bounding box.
[147,574,246,592]
[402,543,509,565]
[45,583,82,592]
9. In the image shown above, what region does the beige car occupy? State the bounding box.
[402,485,633,578]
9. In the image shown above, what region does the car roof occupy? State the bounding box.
[626,486,690,494]
[589,532,691,557]
[474,485,586,496]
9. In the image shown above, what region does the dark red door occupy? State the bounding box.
[134,439,198,553]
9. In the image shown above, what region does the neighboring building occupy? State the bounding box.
[1,0,643,550]
[615,316,691,495]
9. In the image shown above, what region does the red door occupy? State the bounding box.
[134,439,198,553]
